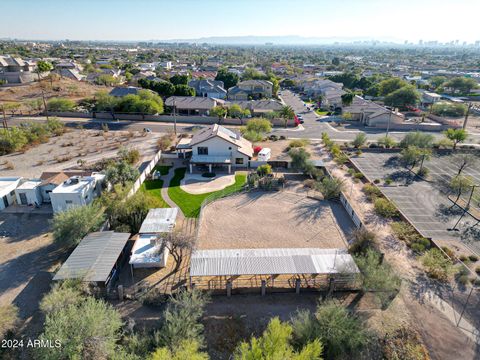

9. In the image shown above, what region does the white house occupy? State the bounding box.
[180,124,253,174]
[15,180,42,206]
[0,177,22,210]
[50,174,105,213]
[129,208,179,270]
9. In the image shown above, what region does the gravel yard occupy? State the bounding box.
[0,128,161,178]
[196,191,354,250]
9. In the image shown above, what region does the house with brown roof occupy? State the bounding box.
[178,124,253,174]
[39,171,92,203]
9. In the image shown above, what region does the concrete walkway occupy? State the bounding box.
[160,165,184,219]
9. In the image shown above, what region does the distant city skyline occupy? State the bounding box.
[2,0,479,43]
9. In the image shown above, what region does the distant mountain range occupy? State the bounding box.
[156,35,403,45]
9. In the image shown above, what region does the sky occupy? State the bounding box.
[1,0,479,43]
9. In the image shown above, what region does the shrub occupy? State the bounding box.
[330,144,341,157]
[47,98,76,112]
[384,178,393,185]
[441,246,455,258]
[354,172,364,180]
[316,177,345,200]
[363,184,382,201]
[349,228,376,255]
[157,134,174,151]
[391,221,419,245]
[0,305,18,340]
[383,327,429,360]
[351,133,367,148]
[469,255,478,262]
[374,198,399,218]
[459,255,468,262]
[334,153,349,165]
[411,242,427,253]
[421,248,455,281]
[475,266,480,275]
[257,164,272,177]
[417,167,429,177]
[289,139,310,148]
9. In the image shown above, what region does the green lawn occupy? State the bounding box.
[168,168,247,218]
[139,179,170,208]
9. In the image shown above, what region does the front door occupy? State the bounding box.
[19,192,28,205]
[2,195,8,208]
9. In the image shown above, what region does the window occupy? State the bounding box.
[197,147,208,155]
[235,158,244,165]
[46,190,52,194]
[65,200,73,204]
[10,191,15,196]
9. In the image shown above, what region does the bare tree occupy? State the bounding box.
[166,231,195,271]
[454,153,478,177]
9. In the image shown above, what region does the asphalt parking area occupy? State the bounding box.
[350,151,480,254]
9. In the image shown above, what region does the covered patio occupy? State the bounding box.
[189,155,232,174]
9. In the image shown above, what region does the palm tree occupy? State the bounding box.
[280,105,295,128]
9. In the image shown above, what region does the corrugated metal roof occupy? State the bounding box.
[190,248,359,277]
[139,208,178,234]
[53,231,130,283]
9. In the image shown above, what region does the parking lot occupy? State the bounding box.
[350,151,480,254]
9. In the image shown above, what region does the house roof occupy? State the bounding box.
[239,79,273,87]
[109,86,141,97]
[39,171,92,186]
[139,208,178,234]
[0,177,23,196]
[53,231,131,283]
[189,124,253,157]
[165,96,221,110]
[190,248,359,277]
[228,100,283,112]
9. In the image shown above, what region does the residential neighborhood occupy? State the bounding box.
[1,1,480,359]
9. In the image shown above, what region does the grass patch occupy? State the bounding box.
[168,167,247,218]
[139,179,170,208]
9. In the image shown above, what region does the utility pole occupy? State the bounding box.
[2,106,8,130]
[463,103,472,130]
[386,108,392,137]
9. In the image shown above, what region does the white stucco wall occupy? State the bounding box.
[192,136,249,166]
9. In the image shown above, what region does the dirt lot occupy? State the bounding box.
[0,77,111,109]
[197,191,353,250]
[0,129,161,178]
[253,139,324,161]
[0,212,65,324]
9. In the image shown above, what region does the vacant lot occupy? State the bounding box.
[0,213,65,321]
[253,139,324,162]
[0,128,161,178]
[197,191,353,250]
[0,77,111,108]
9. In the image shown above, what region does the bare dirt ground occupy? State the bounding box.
[0,213,65,340]
[253,139,324,161]
[197,190,353,250]
[0,129,161,178]
[0,77,111,109]
[317,147,479,359]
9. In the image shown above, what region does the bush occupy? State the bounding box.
[289,139,310,148]
[257,164,272,176]
[468,255,478,262]
[391,221,420,245]
[0,305,18,340]
[384,178,393,185]
[475,266,480,275]
[441,246,455,258]
[351,133,367,148]
[349,228,376,255]
[353,172,364,180]
[421,248,455,281]
[291,301,370,359]
[383,327,429,360]
[47,98,76,112]
[316,176,345,200]
[363,184,382,201]
[334,153,349,165]
[432,102,467,117]
[157,134,174,151]
[374,198,399,218]
[52,203,105,247]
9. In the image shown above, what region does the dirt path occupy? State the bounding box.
[160,164,185,218]
[318,148,479,359]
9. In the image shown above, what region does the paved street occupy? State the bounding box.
[276,90,480,144]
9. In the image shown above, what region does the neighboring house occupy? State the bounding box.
[422,91,442,105]
[55,68,85,81]
[180,124,253,173]
[39,171,92,203]
[165,96,225,115]
[228,80,273,100]
[50,174,105,213]
[0,177,22,210]
[227,100,283,116]
[129,208,178,270]
[342,96,404,127]
[109,86,142,97]
[190,71,217,80]
[188,79,227,99]
[0,56,36,84]
[53,231,131,290]
[15,180,42,206]
[303,79,345,100]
